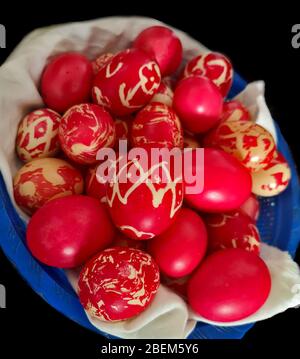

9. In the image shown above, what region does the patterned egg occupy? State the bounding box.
[131,102,183,149]
[59,103,116,165]
[16,108,61,162]
[133,26,182,76]
[205,121,276,172]
[188,248,271,322]
[107,153,184,240]
[92,48,161,116]
[150,80,174,106]
[85,165,107,203]
[205,209,261,255]
[251,151,291,196]
[221,100,251,123]
[92,53,114,75]
[78,247,160,321]
[183,52,233,97]
[173,76,223,134]
[13,158,83,215]
[240,194,260,221]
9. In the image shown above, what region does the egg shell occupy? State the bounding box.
[184,148,252,212]
[41,52,93,113]
[92,53,114,75]
[13,158,83,215]
[92,48,161,116]
[85,165,107,203]
[188,248,271,322]
[26,195,115,268]
[183,52,233,97]
[221,100,251,123]
[205,209,261,254]
[16,108,61,162]
[148,208,207,278]
[240,194,260,221]
[131,102,183,149]
[251,151,291,196]
[106,153,184,240]
[133,26,182,76]
[204,121,276,172]
[150,80,174,106]
[59,103,116,165]
[173,76,223,134]
[78,247,160,321]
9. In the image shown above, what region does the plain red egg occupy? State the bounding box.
[148,208,207,278]
[41,52,93,113]
[205,209,261,254]
[188,248,271,322]
[184,148,252,212]
[78,247,160,321]
[173,76,223,134]
[133,25,182,76]
[26,195,115,268]
[240,194,260,221]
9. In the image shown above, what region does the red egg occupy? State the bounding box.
[85,165,107,203]
[148,208,207,278]
[92,48,161,116]
[184,148,252,212]
[114,115,133,146]
[59,103,115,165]
[13,158,83,215]
[204,121,276,172]
[107,153,184,240]
[183,52,233,97]
[41,52,93,113]
[131,102,183,149]
[251,151,291,196]
[240,194,260,221]
[173,76,223,134]
[92,53,114,75]
[16,108,61,162]
[150,79,174,106]
[221,100,251,123]
[188,248,271,322]
[26,195,115,268]
[205,210,261,254]
[78,247,160,321]
[113,231,147,251]
[133,26,182,76]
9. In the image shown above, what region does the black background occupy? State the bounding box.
[1,5,300,356]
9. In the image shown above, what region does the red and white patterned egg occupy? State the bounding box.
[92,53,114,75]
[150,80,174,106]
[221,100,251,123]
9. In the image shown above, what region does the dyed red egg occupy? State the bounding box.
[133,26,182,76]
[173,76,223,134]
[184,148,252,212]
[107,153,184,240]
[150,79,174,106]
[85,165,107,203]
[188,248,271,322]
[26,195,115,268]
[131,102,183,149]
[41,52,93,113]
[78,247,160,321]
[114,116,133,145]
[221,100,251,123]
[240,194,260,221]
[148,208,207,278]
[205,210,260,254]
[59,103,115,165]
[13,158,83,215]
[92,48,161,116]
[251,151,291,196]
[92,53,114,75]
[183,52,233,97]
[16,108,61,162]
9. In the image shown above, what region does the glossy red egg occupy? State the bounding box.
[92,48,161,116]
[184,148,252,212]
[26,195,115,268]
[133,26,182,76]
[41,52,93,113]
[240,194,260,221]
[78,247,160,321]
[188,248,271,322]
[148,208,207,278]
[173,76,223,134]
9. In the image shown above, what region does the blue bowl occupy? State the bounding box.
[1,72,300,339]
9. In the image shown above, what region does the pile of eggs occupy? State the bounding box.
[13,25,291,324]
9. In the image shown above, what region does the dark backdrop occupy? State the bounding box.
[1,6,300,356]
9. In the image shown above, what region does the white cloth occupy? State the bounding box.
[0,16,299,339]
